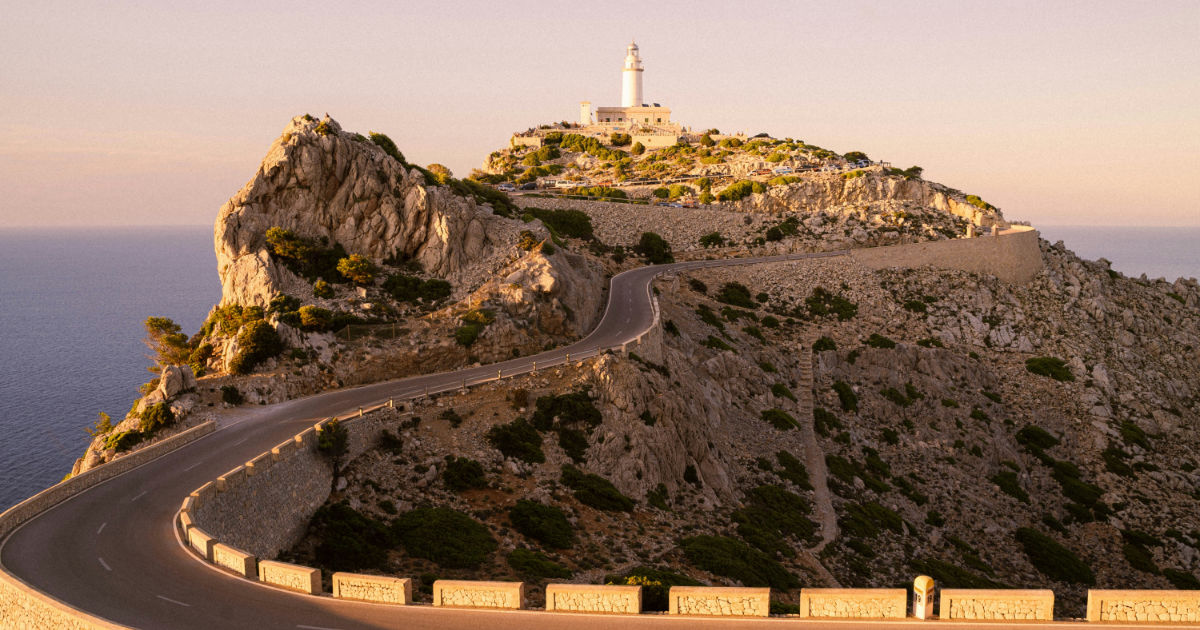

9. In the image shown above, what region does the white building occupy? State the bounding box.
[583,42,674,129]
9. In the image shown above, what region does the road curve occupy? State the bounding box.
[0,250,881,630]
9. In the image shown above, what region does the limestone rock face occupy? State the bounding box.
[213,115,521,308]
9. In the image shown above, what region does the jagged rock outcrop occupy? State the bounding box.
[214,115,524,308]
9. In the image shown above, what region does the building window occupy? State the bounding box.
[656,118,662,123]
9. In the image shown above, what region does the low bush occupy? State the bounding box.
[839,501,904,538]
[443,456,486,492]
[605,567,700,611]
[1025,357,1074,382]
[634,232,673,264]
[770,383,796,402]
[1014,528,1094,584]
[990,471,1030,503]
[104,430,145,452]
[485,419,544,463]
[525,208,594,240]
[866,334,896,349]
[812,336,837,352]
[507,548,572,579]
[775,451,812,490]
[704,335,733,352]
[716,180,766,202]
[309,502,393,571]
[138,402,175,433]
[715,282,755,308]
[733,485,816,556]
[680,535,799,590]
[812,407,842,436]
[229,320,284,375]
[393,507,497,569]
[833,381,858,412]
[806,287,857,320]
[1016,425,1060,451]
[561,465,633,512]
[699,232,725,248]
[265,227,348,282]
[761,408,799,431]
[908,558,1007,589]
[384,273,453,304]
[509,500,575,549]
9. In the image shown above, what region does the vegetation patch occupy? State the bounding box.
[866,334,896,349]
[832,381,858,412]
[806,287,858,320]
[715,282,756,308]
[506,548,571,579]
[774,451,812,490]
[508,500,575,549]
[485,418,544,463]
[1025,357,1074,382]
[732,485,816,556]
[839,501,904,538]
[308,502,393,571]
[393,507,497,569]
[605,567,700,612]
[680,535,799,590]
[442,456,486,492]
[560,465,634,512]
[265,227,348,282]
[908,558,1007,589]
[454,308,495,347]
[383,273,452,304]
[1014,527,1094,585]
[761,408,800,431]
[524,208,594,240]
[812,336,837,352]
[990,471,1030,503]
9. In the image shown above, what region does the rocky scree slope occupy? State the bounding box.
[289,242,1198,617]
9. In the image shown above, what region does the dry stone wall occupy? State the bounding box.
[332,573,412,604]
[433,580,524,609]
[940,589,1054,620]
[1087,590,1200,623]
[668,586,769,617]
[798,588,907,619]
[544,584,641,614]
[259,560,320,595]
[850,227,1042,284]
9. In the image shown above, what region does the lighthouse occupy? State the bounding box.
[621,41,644,107]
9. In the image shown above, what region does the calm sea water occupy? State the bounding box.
[0,224,1195,512]
[1037,225,1200,282]
[0,227,219,511]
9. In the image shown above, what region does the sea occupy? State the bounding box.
[0,224,1196,512]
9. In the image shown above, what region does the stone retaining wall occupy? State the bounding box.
[259,560,321,595]
[433,580,524,609]
[941,588,1054,620]
[0,421,214,630]
[851,227,1042,284]
[544,584,641,614]
[189,409,402,559]
[668,586,770,617]
[332,573,412,604]
[798,588,907,619]
[1087,590,1200,623]
[212,543,257,578]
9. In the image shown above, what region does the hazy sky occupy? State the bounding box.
[2,0,1197,228]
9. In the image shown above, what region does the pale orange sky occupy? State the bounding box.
[1,0,1197,227]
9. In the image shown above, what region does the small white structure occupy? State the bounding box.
[621,41,643,107]
[579,100,592,126]
[589,41,674,129]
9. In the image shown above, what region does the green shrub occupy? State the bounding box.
[313,279,334,298]
[309,502,393,571]
[813,407,842,436]
[336,255,377,285]
[843,151,869,162]
[699,232,725,248]
[1014,528,1094,584]
[903,300,927,313]
[715,282,755,308]
[369,132,407,165]
[509,500,575,549]
[774,451,812,490]
[138,402,175,433]
[990,471,1030,503]
[143,316,190,370]
[486,419,544,463]
[220,385,243,405]
[839,501,904,539]
[908,558,1007,589]
[525,208,595,240]
[443,456,486,492]
[866,333,896,349]
[507,548,572,579]
[812,336,837,352]
[916,337,944,348]
[770,383,796,402]
[104,430,145,452]
[1119,420,1150,449]
[635,232,673,264]
[833,381,858,412]
[680,535,798,590]
[610,132,631,146]
[630,141,645,155]
[560,465,633,512]
[264,227,348,282]
[531,391,601,431]
[393,507,497,569]
[1122,543,1160,574]
[695,304,723,330]
[733,485,816,556]
[1025,357,1074,381]
[229,320,284,375]
[652,187,669,199]
[806,287,857,320]
[716,180,766,202]
[704,335,733,352]
[1016,425,1060,451]
[647,484,669,510]
[1102,445,1134,476]
[1164,569,1200,589]
[761,408,799,430]
[295,305,332,332]
[384,273,453,304]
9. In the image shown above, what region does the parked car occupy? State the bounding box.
[519,182,537,190]
[773,167,793,175]
[497,183,515,192]
[752,169,772,176]
[553,181,576,189]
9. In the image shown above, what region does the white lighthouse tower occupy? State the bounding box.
[621,41,643,107]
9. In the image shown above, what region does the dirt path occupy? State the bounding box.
[796,340,841,586]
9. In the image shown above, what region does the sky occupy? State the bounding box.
[1,0,1197,228]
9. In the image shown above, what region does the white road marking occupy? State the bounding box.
[156,595,191,607]
[183,461,201,471]
[129,491,147,503]
[297,625,343,630]
[232,437,248,446]
[95,522,106,535]
[97,557,111,571]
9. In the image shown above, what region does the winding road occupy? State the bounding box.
[2,250,1135,629]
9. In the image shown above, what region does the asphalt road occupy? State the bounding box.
[6,250,1143,629]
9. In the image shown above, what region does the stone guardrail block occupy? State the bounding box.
[799,588,907,619]
[180,495,194,513]
[271,438,297,461]
[545,583,641,614]
[178,510,193,534]
[258,560,321,595]
[244,452,271,476]
[941,588,1054,621]
[332,573,412,604]
[215,465,246,492]
[212,543,257,579]
[294,427,316,448]
[668,586,770,617]
[187,525,216,561]
[433,580,524,609]
[190,481,215,509]
[1087,589,1200,623]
